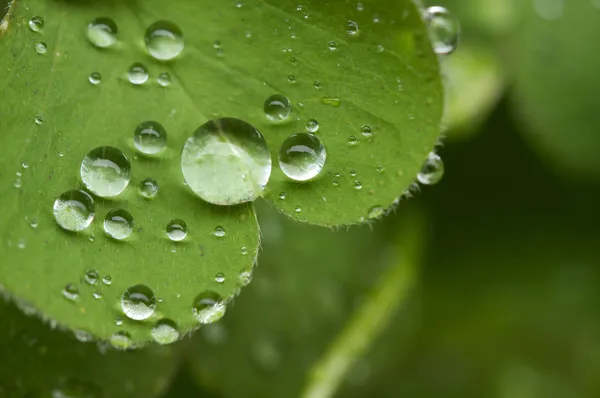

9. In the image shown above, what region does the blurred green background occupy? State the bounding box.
[2,0,600,397]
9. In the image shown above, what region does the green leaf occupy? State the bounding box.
[512,1,600,178]
[188,201,423,398]
[0,0,259,344]
[0,295,179,397]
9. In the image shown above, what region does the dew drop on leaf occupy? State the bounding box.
[278,133,326,182]
[214,226,226,237]
[28,16,44,33]
[215,273,225,283]
[157,72,171,87]
[53,189,95,232]
[133,121,168,155]
[361,124,373,137]
[264,94,292,122]
[110,331,133,349]
[347,20,360,36]
[328,40,337,50]
[193,291,226,324]
[139,178,159,199]
[84,270,99,285]
[80,146,131,197]
[34,115,44,125]
[166,219,188,241]
[86,17,118,48]
[103,209,134,240]
[151,319,180,345]
[35,42,47,55]
[144,20,185,61]
[62,283,79,301]
[417,152,445,185]
[88,72,101,85]
[425,6,460,55]
[347,135,358,146]
[127,63,149,85]
[305,119,319,133]
[121,285,157,321]
[181,118,272,206]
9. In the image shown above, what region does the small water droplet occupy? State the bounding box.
[86,17,118,48]
[264,94,292,122]
[425,6,460,55]
[93,291,102,299]
[145,20,184,61]
[287,75,297,84]
[28,217,38,228]
[17,239,26,249]
[110,331,132,349]
[278,192,286,200]
[133,121,167,155]
[417,152,445,185]
[34,115,44,125]
[332,178,339,186]
[357,2,364,11]
[328,40,338,50]
[241,246,249,255]
[305,119,319,133]
[84,270,99,285]
[314,81,322,89]
[193,291,226,324]
[348,135,358,145]
[167,219,188,241]
[63,284,79,301]
[181,118,272,205]
[238,270,253,286]
[215,273,226,283]
[80,146,131,197]
[361,124,373,137]
[157,72,171,87]
[279,133,327,181]
[35,42,47,55]
[368,205,384,219]
[152,319,180,345]
[53,190,95,232]
[88,72,101,85]
[214,226,226,237]
[121,284,156,321]
[115,316,123,326]
[347,20,360,36]
[321,97,341,107]
[73,330,94,343]
[127,63,149,85]
[295,206,302,213]
[89,234,96,242]
[102,275,112,285]
[354,181,363,190]
[139,178,159,199]
[28,16,44,32]
[103,209,134,240]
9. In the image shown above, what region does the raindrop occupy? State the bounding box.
[35,42,47,55]
[133,121,167,155]
[193,291,226,324]
[425,6,460,55]
[84,270,99,285]
[417,152,444,185]
[89,234,96,242]
[110,331,132,349]
[102,276,112,285]
[348,135,358,145]
[28,16,44,32]
[354,181,363,190]
[328,40,337,50]
[144,20,185,61]
[121,284,156,321]
[264,94,292,122]
[215,273,225,283]
[321,97,341,107]
[53,189,95,232]
[93,292,102,299]
[28,217,39,228]
[278,192,286,200]
[295,206,302,213]
[305,119,319,133]
[350,170,357,177]
[80,146,131,197]
[127,63,149,85]
[241,246,249,255]
[287,75,297,84]
[88,72,101,85]
[86,17,118,48]
[368,205,384,219]
[63,284,79,301]
[314,81,322,89]
[157,72,171,87]
[214,226,226,237]
[139,178,159,199]
[166,219,188,241]
[181,118,272,206]
[103,209,134,240]
[347,20,360,36]
[35,115,44,125]
[152,319,180,345]
[238,270,253,286]
[278,133,327,181]
[361,124,373,137]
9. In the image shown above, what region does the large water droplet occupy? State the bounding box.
[264,94,292,122]
[278,133,326,182]
[193,291,226,324]
[144,20,184,61]
[139,178,159,199]
[425,6,460,55]
[86,17,118,48]
[28,16,44,32]
[121,284,156,320]
[133,121,167,155]
[417,152,444,185]
[104,209,134,240]
[152,319,180,345]
[127,63,149,85]
[80,146,131,197]
[181,118,272,205]
[63,284,79,301]
[35,42,47,55]
[53,190,95,232]
[166,219,187,241]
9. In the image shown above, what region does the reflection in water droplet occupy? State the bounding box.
[157,72,171,87]
[121,284,156,320]
[35,42,47,55]
[127,63,149,85]
[145,20,185,61]
[264,94,292,122]
[305,119,320,133]
[28,16,44,32]
[181,118,272,205]
[425,6,460,55]
[53,190,95,232]
[167,219,188,241]
[193,291,226,324]
[133,121,167,155]
[63,284,79,301]
[417,152,445,185]
[103,208,134,240]
[88,72,101,85]
[86,17,118,48]
[278,133,326,181]
[152,319,180,345]
[80,146,131,197]
[139,178,159,199]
